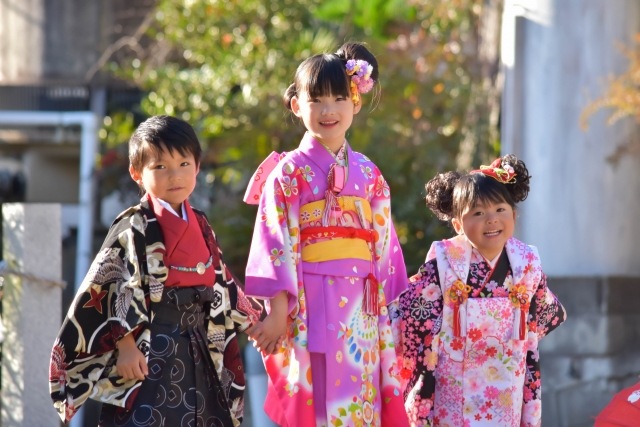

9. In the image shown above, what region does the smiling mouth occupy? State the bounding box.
[320,121,338,126]
[484,230,501,237]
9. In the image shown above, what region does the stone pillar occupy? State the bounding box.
[501,1,640,426]
[2,204,62,427]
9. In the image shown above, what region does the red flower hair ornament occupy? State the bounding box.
[472,157,517,184]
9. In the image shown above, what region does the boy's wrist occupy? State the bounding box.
[116,332,136,350]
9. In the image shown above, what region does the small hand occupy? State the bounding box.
[248,312,286,355]
[115,334,148,381]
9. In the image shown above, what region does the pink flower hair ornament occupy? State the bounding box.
[345,59,375,106]
[472,157,517,184]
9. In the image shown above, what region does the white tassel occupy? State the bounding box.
[513,308,521,340]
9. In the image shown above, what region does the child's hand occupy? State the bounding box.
[247,315,286,355]
[247,291,288,355]
[115,333,148,381]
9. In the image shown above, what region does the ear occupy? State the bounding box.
[291,95,302,118]
[452,217,464,235]
[129,165,142,185]
[353,101,362,115]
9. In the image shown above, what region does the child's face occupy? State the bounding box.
[452,199,515,261]
[129,144,199,212]
[291,91,361,152]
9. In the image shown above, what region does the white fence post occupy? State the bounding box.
[1,203,63,427]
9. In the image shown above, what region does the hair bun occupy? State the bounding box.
[425,171,461,221]
[501,154,531,203]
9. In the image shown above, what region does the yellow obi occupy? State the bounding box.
[299,196,373,263]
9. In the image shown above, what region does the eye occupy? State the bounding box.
[180,161,190,167]
[152,164,165,170]
[336,96,347,101]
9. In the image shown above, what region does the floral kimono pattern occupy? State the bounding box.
[245,133,409,427]
[399,235,566,427]
[49,198,261,425]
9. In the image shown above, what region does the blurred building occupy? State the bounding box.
[0,0,152,204]
[0,1,155,425]
[502,1,640,426]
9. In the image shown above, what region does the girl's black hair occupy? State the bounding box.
[425,154,531,221]
[129,115,203,174]
[283,41,379,110]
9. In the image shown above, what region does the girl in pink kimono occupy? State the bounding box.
[399,154,566,427]
[245,42,410,427]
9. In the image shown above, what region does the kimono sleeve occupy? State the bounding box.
[529,272,567,340]
[398,259,442,426]
[245,163,301,314]
[49,209,152,422]
[369,169,408,304]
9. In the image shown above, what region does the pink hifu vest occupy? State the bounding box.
[428,235,542,427]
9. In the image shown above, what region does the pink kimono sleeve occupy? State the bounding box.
[370,171,408,304]
[245,167,301,314]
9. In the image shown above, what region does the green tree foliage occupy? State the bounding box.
[101,0,499,274]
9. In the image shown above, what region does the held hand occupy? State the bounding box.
[115,333,148,381]
[249,313,286,355]
[247,291,288,355]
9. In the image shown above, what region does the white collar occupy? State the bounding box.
[156,198,187,221]
[485,250,503,268]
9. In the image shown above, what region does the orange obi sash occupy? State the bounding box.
[299,227,379,315]
[299,197,373,263]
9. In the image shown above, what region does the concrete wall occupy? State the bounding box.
[502,0,640,277]
[501,1,640,425]
[0,0,108,84]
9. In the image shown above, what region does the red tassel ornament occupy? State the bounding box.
[448,280,471,337]
[363,273,379,315]
[519,303,529,340]
[453,305,461,337]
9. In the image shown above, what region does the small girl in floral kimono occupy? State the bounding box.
[244,42,410,426]
[49,115,262,426]
[399,154,566,427]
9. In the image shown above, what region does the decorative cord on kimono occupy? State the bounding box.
[448,280,471,337]
[355,199,378,316]
[319,149,379,316]
[510,285,530,340]
[300,225,379,315]
[363,270,379,315]
[321,164,345,227]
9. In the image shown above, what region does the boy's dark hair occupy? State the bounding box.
[129,115,203,173]
[283,41,379,110]
[425,154,531,221]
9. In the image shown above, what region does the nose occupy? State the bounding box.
[168,168,182,181]
[321,102,333,115]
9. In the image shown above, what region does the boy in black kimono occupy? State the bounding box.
[49,115,262,427]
